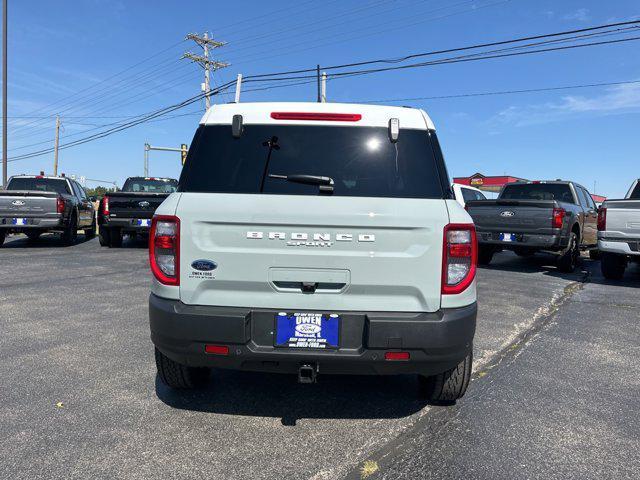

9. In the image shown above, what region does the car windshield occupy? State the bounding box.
[629,182,640,199]
[121,178,178,193]
[178,125,446,198]
[7,177,70,195]
[500,184,575,203]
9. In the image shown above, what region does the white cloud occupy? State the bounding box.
[562,8,590,22]
[490,82,640,127]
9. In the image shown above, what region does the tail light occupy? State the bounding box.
[442,224,477,295]
[56,196,65,214]
[102,196,110,215]
[597,208,607,231]
[149,215,180,286]
[552,208,566,229]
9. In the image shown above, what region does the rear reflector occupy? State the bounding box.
[385,351,410,361]
[205,345,229,355]
[270,112,362,122]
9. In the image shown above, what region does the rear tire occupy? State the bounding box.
[419,349,472,403]
[589,249,600,260]
[557,232,579,273]
[601,252,627,280]
[109,228,123,248]
[155,348,210,389]
[85,216,96,239]
[0,230,5,247]
[61,213,78,245]
[26,231,41,241]
[98,226,111,246]
[478,246,494,266]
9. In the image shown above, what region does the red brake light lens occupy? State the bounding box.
[442,224,477,295]
[385,351,410,361]
[552,208,566,229]
[149,215,180,286]
[56,196,65,214]
[102,196,110,215]
[270,112,362,122]
[597,208,607,231]
[205,345,229,355]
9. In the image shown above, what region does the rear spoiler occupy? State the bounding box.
[0,190,59,198]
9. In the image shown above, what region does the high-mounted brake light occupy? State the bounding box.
[102,196,110,216]
[597,208,607,231]
[149,215,180,286]
[442,224,477,295]
[56,196,65,214]
[552,208,566,229]
[270,112,362,122]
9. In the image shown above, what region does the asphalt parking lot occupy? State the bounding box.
[1,233,639,480]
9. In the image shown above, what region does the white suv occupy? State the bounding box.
[148,102,477,402]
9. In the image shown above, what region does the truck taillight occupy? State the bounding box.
[597,208,607,231]
[102,196,110,215]
[149,215,180,286]
[56,196,65,214]
[552,208,566,229]
[442,224,477,295]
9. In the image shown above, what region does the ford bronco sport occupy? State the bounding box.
[148,102,477,402]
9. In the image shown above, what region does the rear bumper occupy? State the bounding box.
[149,294,477,376]
[0,216,63,230]
[598,238,640,256]
[100,216,152,232]
[477,230,565,251]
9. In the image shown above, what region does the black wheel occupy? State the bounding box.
[557,232,579,273]
[478,246,494,266]
[109,228,123,248]
[84,216,96,239]
[419,349,472,404]
[601,252,627,280]
[514,248,535,258]
[0,230,5,247]
[98,226,111,246]
[589,249,600,260]
[61,213,78,245]
[155,347,210,389]
[26,231,41,241]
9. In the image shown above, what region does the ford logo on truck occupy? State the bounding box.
[191,259,217,271]
[500,211,515,217]
[12,200,25,206]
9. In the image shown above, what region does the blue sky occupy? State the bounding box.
[4,0,640,197]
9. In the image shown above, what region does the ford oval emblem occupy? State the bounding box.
[138,201,150,208]
[500,211,515,217]
[191,259,217,271]
[12,200,25,206]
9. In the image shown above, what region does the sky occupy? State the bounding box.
[3,0,640,197]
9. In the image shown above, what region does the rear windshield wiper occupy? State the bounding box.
[268,174,334,194]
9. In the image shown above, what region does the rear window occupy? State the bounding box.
[629,182,640,199]
[500,184,575,203]
[7,177,70,195]
[461,187,486,203]
[122,178,178,193]
[179,125,446,199]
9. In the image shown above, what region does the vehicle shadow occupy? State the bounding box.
[1,232,95,248]
[155,370,428,425]
[478,250,588,282]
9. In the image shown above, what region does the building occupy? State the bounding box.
[453,172,607,203]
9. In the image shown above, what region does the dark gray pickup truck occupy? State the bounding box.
[98,176,177,247]
[466,181,598,272]
[0,174,96,246]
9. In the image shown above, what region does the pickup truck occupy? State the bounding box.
[148,102,477,402]
[98,176,178,247]
[466,181,599,272]
[597,179,640,279]
[0,174,96,246]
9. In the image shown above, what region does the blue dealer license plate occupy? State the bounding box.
[500,233,515,242]
[275,312,340,349]
[137,219,150,227]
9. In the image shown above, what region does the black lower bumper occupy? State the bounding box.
[0,216,64,230]
[100,216,151,232]
[477,231,566,251]
[149,294,477,376]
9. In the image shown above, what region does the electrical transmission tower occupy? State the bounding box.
[182,32,229,110]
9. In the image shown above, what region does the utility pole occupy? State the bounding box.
[321,72,327,103]
[53,115,60,176]
[234,73,242,103]
[2,0,7,188]
[316,65,321,102]
[183,32,229,111]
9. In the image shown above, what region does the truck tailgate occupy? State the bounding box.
[108,193,168,218]
[0,191,59,218]
[602,200,640,238]
[466,199,556,235]
[176,194,450,313]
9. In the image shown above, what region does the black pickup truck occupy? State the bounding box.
[0,174,96,246]
[98,177,177,247]
[466,181,598,272]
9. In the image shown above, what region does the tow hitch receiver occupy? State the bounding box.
[298,363,318,384]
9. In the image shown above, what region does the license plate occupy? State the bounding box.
[137,219,150,227]
[500,233,515,242]
[275,312,340,349]
[12,218,26,226]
